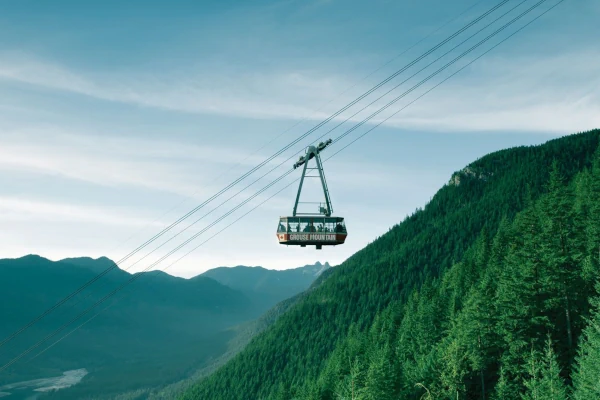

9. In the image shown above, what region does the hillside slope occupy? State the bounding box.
[181,129,600,399]
[290,138,600,399]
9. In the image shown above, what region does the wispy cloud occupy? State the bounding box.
[0,196,162,227]
[0,53,342,121]
[391,50,600,133]
[0,45,598,135]
[0,129,289,197]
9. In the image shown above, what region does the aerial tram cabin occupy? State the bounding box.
[277,216,347,249]
[276,139,348,250]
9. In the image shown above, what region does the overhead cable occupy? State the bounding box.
[0,0,512,351]
[0,0,563,372]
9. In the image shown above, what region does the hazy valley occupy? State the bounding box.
[0,257,330,399]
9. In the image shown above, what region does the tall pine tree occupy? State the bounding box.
[521,336,567,400]
[360,344,396,400]
[539,161,583,364]
[495,203,549,395]
[572,283,600,400]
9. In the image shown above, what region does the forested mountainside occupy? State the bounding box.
[292,155,600,399]
[180,129,600,400]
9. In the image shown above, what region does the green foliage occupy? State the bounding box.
[521,336,567,400]
[360,344,396,400]
[493,367,512,400]
[179,130,600,400]
[572,283,600,400]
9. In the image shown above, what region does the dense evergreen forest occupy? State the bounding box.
[180,129,600,399]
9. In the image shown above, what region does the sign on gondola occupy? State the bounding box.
[289,233,337,241]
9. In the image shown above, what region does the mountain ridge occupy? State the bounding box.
[0,254,330,399]
[17,254,331,281]
[201,262,332,315]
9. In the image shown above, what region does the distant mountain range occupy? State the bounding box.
[0,255,329,399]
[202,261,331,314]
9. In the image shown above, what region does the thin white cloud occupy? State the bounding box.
[0,46,598,135]
[0,139,200,197]
[387,50,600,133]
[0,52,341,122]
[0,129,290,197]
[0,196,162,227]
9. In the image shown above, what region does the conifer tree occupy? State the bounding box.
[360,345,395,400]
[522,346,543,400]
[583,146,600,284]
[438,335,468,400]
[493,366,514,400]
[495,204,549,390]
[539,161,582,358]
[572,171,597,290]
[274,382,291,400]
[454,269,501,400]
[297,380,325,400]
[396,287,443,398]
[572,284,600,400]
[334,356,365,400]
[521,337,567,400]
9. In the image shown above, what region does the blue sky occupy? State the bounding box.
[0,0,598,277]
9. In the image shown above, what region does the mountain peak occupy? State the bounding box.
[58,256,124,275]
[19,254,46,261]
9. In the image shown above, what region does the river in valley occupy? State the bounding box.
[0,369,88,399]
